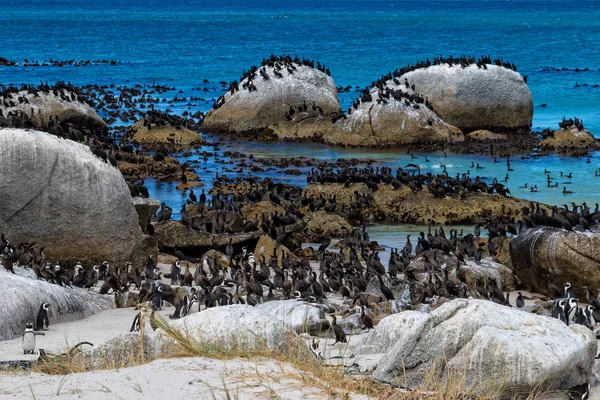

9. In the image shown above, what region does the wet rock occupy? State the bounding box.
[324,88,463,146]
[509,228,600,298]
[373,299,596,392]
[541,126,596,149]
[153,221,261,249]
[132,197,161,232]
[128,119,206,147]
[303,211,352,241]
[0,89,107,131]
[0,129,143,267]
[203,63,341,140]
[466,129,508,141]
[400,64,533,133]
[256,300,330,335]
[0,267,114,340]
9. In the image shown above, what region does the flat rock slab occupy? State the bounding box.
[153,220,261,248]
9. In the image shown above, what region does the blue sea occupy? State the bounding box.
[2,0,600,251]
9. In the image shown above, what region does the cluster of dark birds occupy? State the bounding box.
[389,55,517,78]
[136,109,191,131]
[258,54,331,76]
[305,165,512,199]
[284,100,325,121]
[0,57,119,67]
[558,116,585,131]
[213,55,331,110]
[347,85,432,116]
[519,201,600,231]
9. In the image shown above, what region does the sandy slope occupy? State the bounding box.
[0,356,371,400]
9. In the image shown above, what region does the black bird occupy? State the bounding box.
[189,190,197,203]
[331,315,347,344]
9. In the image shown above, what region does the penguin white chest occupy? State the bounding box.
[22,332,36,354]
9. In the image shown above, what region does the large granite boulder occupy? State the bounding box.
[166,304,306,355]
[0,129,144,266]
[400,64,533,133]
[0,89,106,131]
[128,119,206,147]
[509,228,600,298]
[202,62,341,140]
[256,300,330,335]
[541,126,596,149]
[324,88,463,146]
[373,299,596,393]
[0,267,114,340]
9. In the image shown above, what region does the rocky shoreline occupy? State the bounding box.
[1,55,600,399]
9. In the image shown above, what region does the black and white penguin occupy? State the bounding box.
[552,299,568,324]
[566,298,578,324]
[152,284,164,310]
[585,305,596,327]
[568,382,590,400]
[564,282,575,299]
[516,292,525,308]
[35,303,50,331]
[22,322,43,354]
[171,260,181,285]
[100,261,110,280]
[130,307,147,332]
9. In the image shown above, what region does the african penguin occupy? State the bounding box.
[130,307,147,332]
[564,282,575,299]
[35,302,50,331]
[568,382,590,400]
[170,260,181,285]
[22,322,43,354]
[152,284,164,311]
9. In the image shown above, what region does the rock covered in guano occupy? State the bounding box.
[400,64,533,133]
[0,89,107,131]
[0,129,144,267]
[256,300,330,335]
[165,304,307,355]
[202,63,341,140]
[323,86,463,146]
[541,126,596,149]
[372,299,596,392]
[0,267,114,341]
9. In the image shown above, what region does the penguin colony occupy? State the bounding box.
[0,56,597,399]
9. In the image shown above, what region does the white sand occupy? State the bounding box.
[0,356,371,399]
